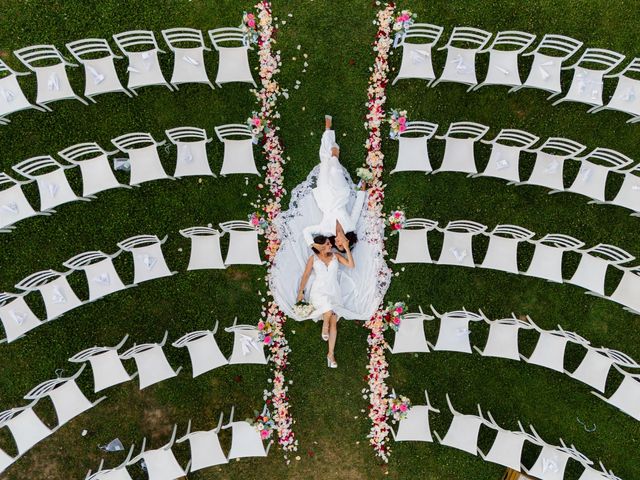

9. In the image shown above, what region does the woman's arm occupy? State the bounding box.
[335,237,355,269]
[297,256,314,302]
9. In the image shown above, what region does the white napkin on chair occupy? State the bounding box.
[2,202,19,214]
[579,166,592,182]
[410,49,429,65]
[10,309,27,325]
[141,254,157,270]
[544,159,559,174]
[47,73,60,91]
[182,55,199,66]
[181,146,193,164]
[51,286,67,304]
[47,183,59,197]
[92,273,111,285]
[240,333,260,356]
[87,65,105,85]
[450,248,467,263]
[0,88,15,103]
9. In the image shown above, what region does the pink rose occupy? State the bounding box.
[252,117,261,127]
[397,116,406,125]
[264,335,272,345]
[258,321,265,330]
[393,317,401,325]
[400,404,408,412]
[394,211,401,218]
[393,223,401,230]
[399,124,407,132]
[260,429,270,439]
[395,306,403,314]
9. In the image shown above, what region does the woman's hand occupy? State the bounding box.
[336,231,348,250]
[296,291,304,303]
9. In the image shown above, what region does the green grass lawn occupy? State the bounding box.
[0,1,638,479]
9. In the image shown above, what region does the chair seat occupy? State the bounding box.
[82,259,128,301]
[397,43,435,81]
[563,67,606,106]
[175,140,214,177]
[606,75,640,116]
[186,334,228,377]
[0,297,42,342]
[82,56,126,97]
[187,430,228,471]
[89,350,132,392]
[125,50,166,89]
[566,161,609,201]
[216,46,254,85]
[523,53,563,93]
[143,449,186,480]
[0,184,38,228]
[38,277,83,320]
[394,406,433,441]
[393,229,432,264]
[133,347,178,389]
[220,138,258,176]
[34,63,77,104]
[0,74,33,117]
[526,153,566,190]
[227,422,267,459]
[77,154,123,196]
[611,173,640,213]
[187,235,225,270]
[438,138,477,173]
[393,136,431,173]
[131,243,173,283]
[484,50,522,87]
[35,169,79,210]
[171,47,209,85]
[439,46,479,86]
[128,145,170,185]
[480,144,522,182]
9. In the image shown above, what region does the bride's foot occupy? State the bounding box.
[321,319,329,341]
[325,115,332,129]
[327,354,337,368]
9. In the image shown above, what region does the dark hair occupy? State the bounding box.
[313,235,327,244]
[334,232,358,252]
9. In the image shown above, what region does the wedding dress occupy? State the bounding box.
[308,255,344,318]
[270,130,391,321]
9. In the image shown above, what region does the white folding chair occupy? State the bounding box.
[568,346,639,393]
[120,331,182,390]
[552,48,626,109]
[391,218,438,264]
[556,147,634,202]
[111,132,174,186]
[428,306,485,353]
[12,155,88,211]
[510,34,584,98]
[0,291,43,343]
[433,122,490,174]
[69,334,137,393]
[63,250,133,302]
[117,234,176,284]
[437,220,487,267]
[608,264,640,314]
[432,27,492,88]
[0,400,54,457]
[23,364,106,428]
[523,233,585,283]
[577,460,622,480]
[592,57,640,122]
[597,163,640,216]
[568,243,634,295]
[0,445,15,475]
[176,414,228,472]
[480,224,535,274]
[474,129,540,183]
[220,220,262,266]
[0,172,46,232]
[433,394,484,455]
[473,31,537,91]
[389,307,434,354]
[14,44,88,108]
[473,314,534,361]
[389,121,438,174]
[522,427,592,480]
[165,126,215,178]
[161,28,213,89]
[479,414,534,471]
[214,124,258,176]
[208,28,256,87]
[592,364,640,420]
[85,445,135,480]
[520,319,589,372]
[0,59,46,121]
[225,319,267,365]
[128,425,187,480]
[172,321,228,377]
[391,23,444,86]
[58,142,130,197]
[112,30,173,93]
[179,226,226,270]
[390,389,440,442]
[222,405,272,459]
[15,269,84,321]
[66,38,131,101]
[517,137,586,191]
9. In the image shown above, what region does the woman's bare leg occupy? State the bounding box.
[327,313,338,362]
[322,311,331,339]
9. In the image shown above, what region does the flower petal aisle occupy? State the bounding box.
[361,1,397,464]
[250,1,298,458]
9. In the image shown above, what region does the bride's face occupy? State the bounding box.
[320,239,332,253]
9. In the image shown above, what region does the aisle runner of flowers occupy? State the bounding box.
[246,1,298,457]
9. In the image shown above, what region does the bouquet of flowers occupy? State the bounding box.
[241,11,259,45]
[356,167,374,191]
[251,409,275,440]
[381,301,406,332]
[386,209,406,231]
[248,211,269,234]
[257,319,273,345]
[386,392,411,423]
[393,10,416,33]
[292,301,315,318]
[388,109,408,139]
[247,112,267,138]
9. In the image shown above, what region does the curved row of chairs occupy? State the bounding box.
[389,306,640,422]
[393,24,640,123]
[0,27,257,124]
[86,406,272,480]
[390,120,640,217]
[392,218,640,314]
[391,390,621,480]
[0,323,268,475]
[0,124,260,234]
[0,223,263,343]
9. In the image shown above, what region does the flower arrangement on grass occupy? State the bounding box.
[386,392,411,423]
[386,209,406,231]
[382,301,406,332]
[252,409,276,440]
[388,109,408,139]
[248,211,269,234]
[257,319,273,345]
[247,112,267,137]
[241,11,259,44]
[393,9,416,33]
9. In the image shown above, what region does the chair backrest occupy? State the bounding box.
[117,234,164,251]
[401,23,444,45]
[0,58,24,76]
[120,331,169,359]
[431,305,486,323]
[59,142,115,163]
[63,250,114,270]
[219,220,256,233]
[441,121,489,140]
[527,34,583,59]
[12,155,69,179]
[482,128,540,149]
[442,219,488,234]
[69,334,130,363]
[404,218,439,230]
[113,30,161,53]
[66,38,119,62]
[23,365,85,400]
[165,126,209,144]
[0,172,28,189]
[571,48,626,73]
[581,243,635,265]
[14,44,69,70]
[443,27,492,50]
[398,121,438,139]
[111,132,159,151]
[208,28,248,49]
[179,226,220,238]
[615,57,640,78]
[162,28,206,49]
[576,147,634,171]
[532,137,586,157]
[533,233,584,250]
[482,30,536,53]
[487,224,535,240]
[15,269,67,291]
[214,123,253,141]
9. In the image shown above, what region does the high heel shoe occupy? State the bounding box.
[327,355,338,368]
[321,326,329,342]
